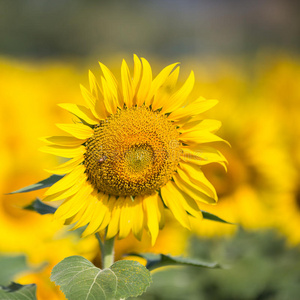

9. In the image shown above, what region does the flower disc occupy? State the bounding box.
[84,106,181,196]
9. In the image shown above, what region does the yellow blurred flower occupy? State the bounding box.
[253,54,300,245]
[186,57,295,237]
[0,58,98,299]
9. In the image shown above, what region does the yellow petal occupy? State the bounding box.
[65,207,86,226]
[56,123,94,139]
[179,119,222,134]
[72,193,99,230]
[45,155,84,175]
[152,66,180,111]
[70,200,93,229]
[41,136,85,147]
[117,196,145,241]
[180,130,228,145]
[144,62,179,106]
[99,62,122,108]
[54,181,94,220]
[132,54,142,104]
[142,193,162,245]
[168,98,218,122]
[161,71,195,114]
[136,58,152,107]
[131,197,144,241]
[96,194,111,232]
[89,70,103,99]
[80,84,107,120]
[160,182,191,230]
[119,197,133,239]
[106,196,122,239]
[173,173,216,205]
[67,193,93,226]
[164,181,202,218]
[43,175,86,202]
[40,145,86,158]
[121,59,134,108]
[44,164,86,196]
[178,162,217,200]
[58,103,99,125]
[181,146,227,170]
[99,62,119,98]
[101,77,118,114]
[82,193,110,237]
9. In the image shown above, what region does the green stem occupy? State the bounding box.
[95,232,115,269]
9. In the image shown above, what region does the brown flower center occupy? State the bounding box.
[84,106,181,196]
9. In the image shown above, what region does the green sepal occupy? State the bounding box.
[0,282,37,300]
[8,175,63,194]
[51,255,152,300]
[24,198,57,215]
[136,253,221,272]
[201,210,235,224]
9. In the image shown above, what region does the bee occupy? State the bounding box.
[98,155,107,163]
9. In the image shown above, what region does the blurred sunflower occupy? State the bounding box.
[254,55,300,245]
[41,55,227,245]
[198,109,292,234]
[184,59,295,237]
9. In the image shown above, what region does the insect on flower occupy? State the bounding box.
[98,156,107,163]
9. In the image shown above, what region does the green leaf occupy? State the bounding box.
[24,198,57,215]
[0,255,30,286]
[0,282,37,300]
[137,254,221,272]
[8,175,64,194]
[201,210,235,224]
[51,256,151,300]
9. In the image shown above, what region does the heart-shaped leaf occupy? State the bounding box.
[51,255,151,300]
[0,282,37,300]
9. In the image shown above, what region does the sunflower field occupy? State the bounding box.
[1,1,300,299]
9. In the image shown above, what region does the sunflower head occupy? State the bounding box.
[41,55,227,245]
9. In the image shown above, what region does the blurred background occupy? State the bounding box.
[1,0,300,299]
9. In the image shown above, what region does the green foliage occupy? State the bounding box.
[133,228,300,300]
[0,255,30,286]
[51,255,151,300]
[137,254,221,271]
[24,198,57,215]
[201,210,234,224]
[8,175,63,194]
[0,256,38,299]
[0,282,37,300]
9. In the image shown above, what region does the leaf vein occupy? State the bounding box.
[85,270,103,300]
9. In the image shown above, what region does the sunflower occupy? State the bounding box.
[41,55,226,245]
